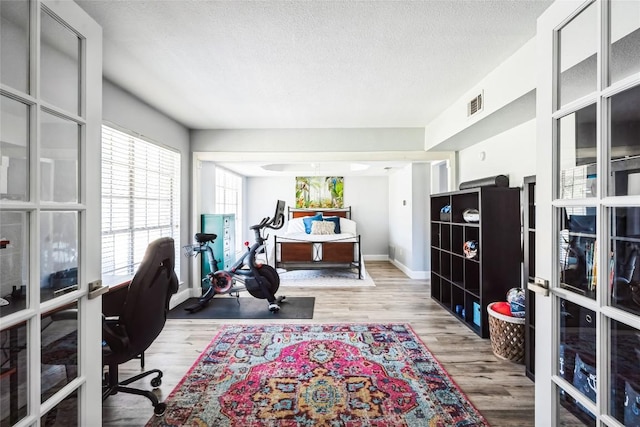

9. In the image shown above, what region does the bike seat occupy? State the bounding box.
[195,233,217,243]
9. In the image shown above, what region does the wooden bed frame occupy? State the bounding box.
[274,207,363,278]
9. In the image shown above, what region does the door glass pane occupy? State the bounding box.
[610,1,640,85]
[558,2,597,108]
[0,0,29,93]
[559,105,597,200]
[559,299,597,418]
[608,85,640,196]
[40,9,80,115]
[40,211,78,303]
[0,322,28,425]
[0,211,29,317]
[557,386,596,426]
[559,207,597,299]
[610,319,640,426]
[41,302,78,403]
[40,392,79,426]
[611,207,640,315]
[41,111,79,203]
[1,95,29,201]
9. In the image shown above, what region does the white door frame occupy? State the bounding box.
[536,0,640,425]
[536,3,588,423]
[0,1,102,425]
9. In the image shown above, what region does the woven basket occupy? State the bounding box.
[487,302,525,363]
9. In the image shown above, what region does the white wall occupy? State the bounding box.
[102,79,191,285]
[199,161,217,214]
[244,175,389,257]
[457,118,536,188]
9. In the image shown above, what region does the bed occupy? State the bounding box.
[274,207,363,278]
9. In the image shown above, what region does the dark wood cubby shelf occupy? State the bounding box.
[430,186,521,338]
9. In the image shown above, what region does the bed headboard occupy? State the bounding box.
[288,207,351,219]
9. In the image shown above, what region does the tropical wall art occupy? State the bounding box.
[295,176,344,208]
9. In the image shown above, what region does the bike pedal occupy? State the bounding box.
[268,304,280,312]
[184,304,202,313]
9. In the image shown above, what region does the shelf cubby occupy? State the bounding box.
[441,253,451,280]
[441,224,451,252]
[451,255,464,284]
[440,281,452,306]
[431,249,441,274]
[431,195,451,222]
[452,225,464,256]
[431,223,440,247]
[431,274,441,301]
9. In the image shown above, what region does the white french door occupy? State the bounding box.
[0,0,102,425]
[536,0,640,425]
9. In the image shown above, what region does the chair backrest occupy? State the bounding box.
[120,237,178,356]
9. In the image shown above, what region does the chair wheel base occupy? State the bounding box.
[154,402,167,416]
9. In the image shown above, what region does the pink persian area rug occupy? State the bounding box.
[146,323,489,427]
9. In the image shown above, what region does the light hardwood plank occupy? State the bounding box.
[102,261,534,427]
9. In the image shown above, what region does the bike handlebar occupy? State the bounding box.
[249,200,286,231]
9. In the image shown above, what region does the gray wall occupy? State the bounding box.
[388,163,430,275]
[411,163,430,271]
[457,118,536,189]
[102,79,191,285]
[191,128,425,152]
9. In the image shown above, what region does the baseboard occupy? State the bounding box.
[363,254,389,261]
[389,259,430,280]
[169,287,193,310]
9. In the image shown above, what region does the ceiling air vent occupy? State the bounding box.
[467,91,484,117]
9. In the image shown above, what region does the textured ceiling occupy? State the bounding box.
[76,0,552,130]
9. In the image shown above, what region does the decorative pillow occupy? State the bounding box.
[322,216,341,234]
[339,218,357,235]
[302,214,323,234]
[286,217,306,234]
[311,220,336,235]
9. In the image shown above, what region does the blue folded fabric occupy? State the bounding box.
[303,214,323,234]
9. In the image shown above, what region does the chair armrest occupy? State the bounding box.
[102,315,129,354]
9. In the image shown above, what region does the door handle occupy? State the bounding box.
[528,277,549,296]
[88,280,108,299]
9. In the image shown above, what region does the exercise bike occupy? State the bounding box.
[183,200,286,313]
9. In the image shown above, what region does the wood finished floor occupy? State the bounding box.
[103,261,534,426]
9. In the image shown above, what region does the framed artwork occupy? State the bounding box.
[295,176,344,208]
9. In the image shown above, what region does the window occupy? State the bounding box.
[101,125,180,278]
[215,166,242,251]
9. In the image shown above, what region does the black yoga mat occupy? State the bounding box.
[167,296,315,319]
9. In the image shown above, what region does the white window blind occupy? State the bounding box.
[101,125,180,278]
[215,166,242,250]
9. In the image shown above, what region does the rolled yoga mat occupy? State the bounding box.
[459,174,509,190]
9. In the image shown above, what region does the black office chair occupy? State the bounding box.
[102,237,179,416]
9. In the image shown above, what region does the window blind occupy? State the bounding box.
[101,125,180,278]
